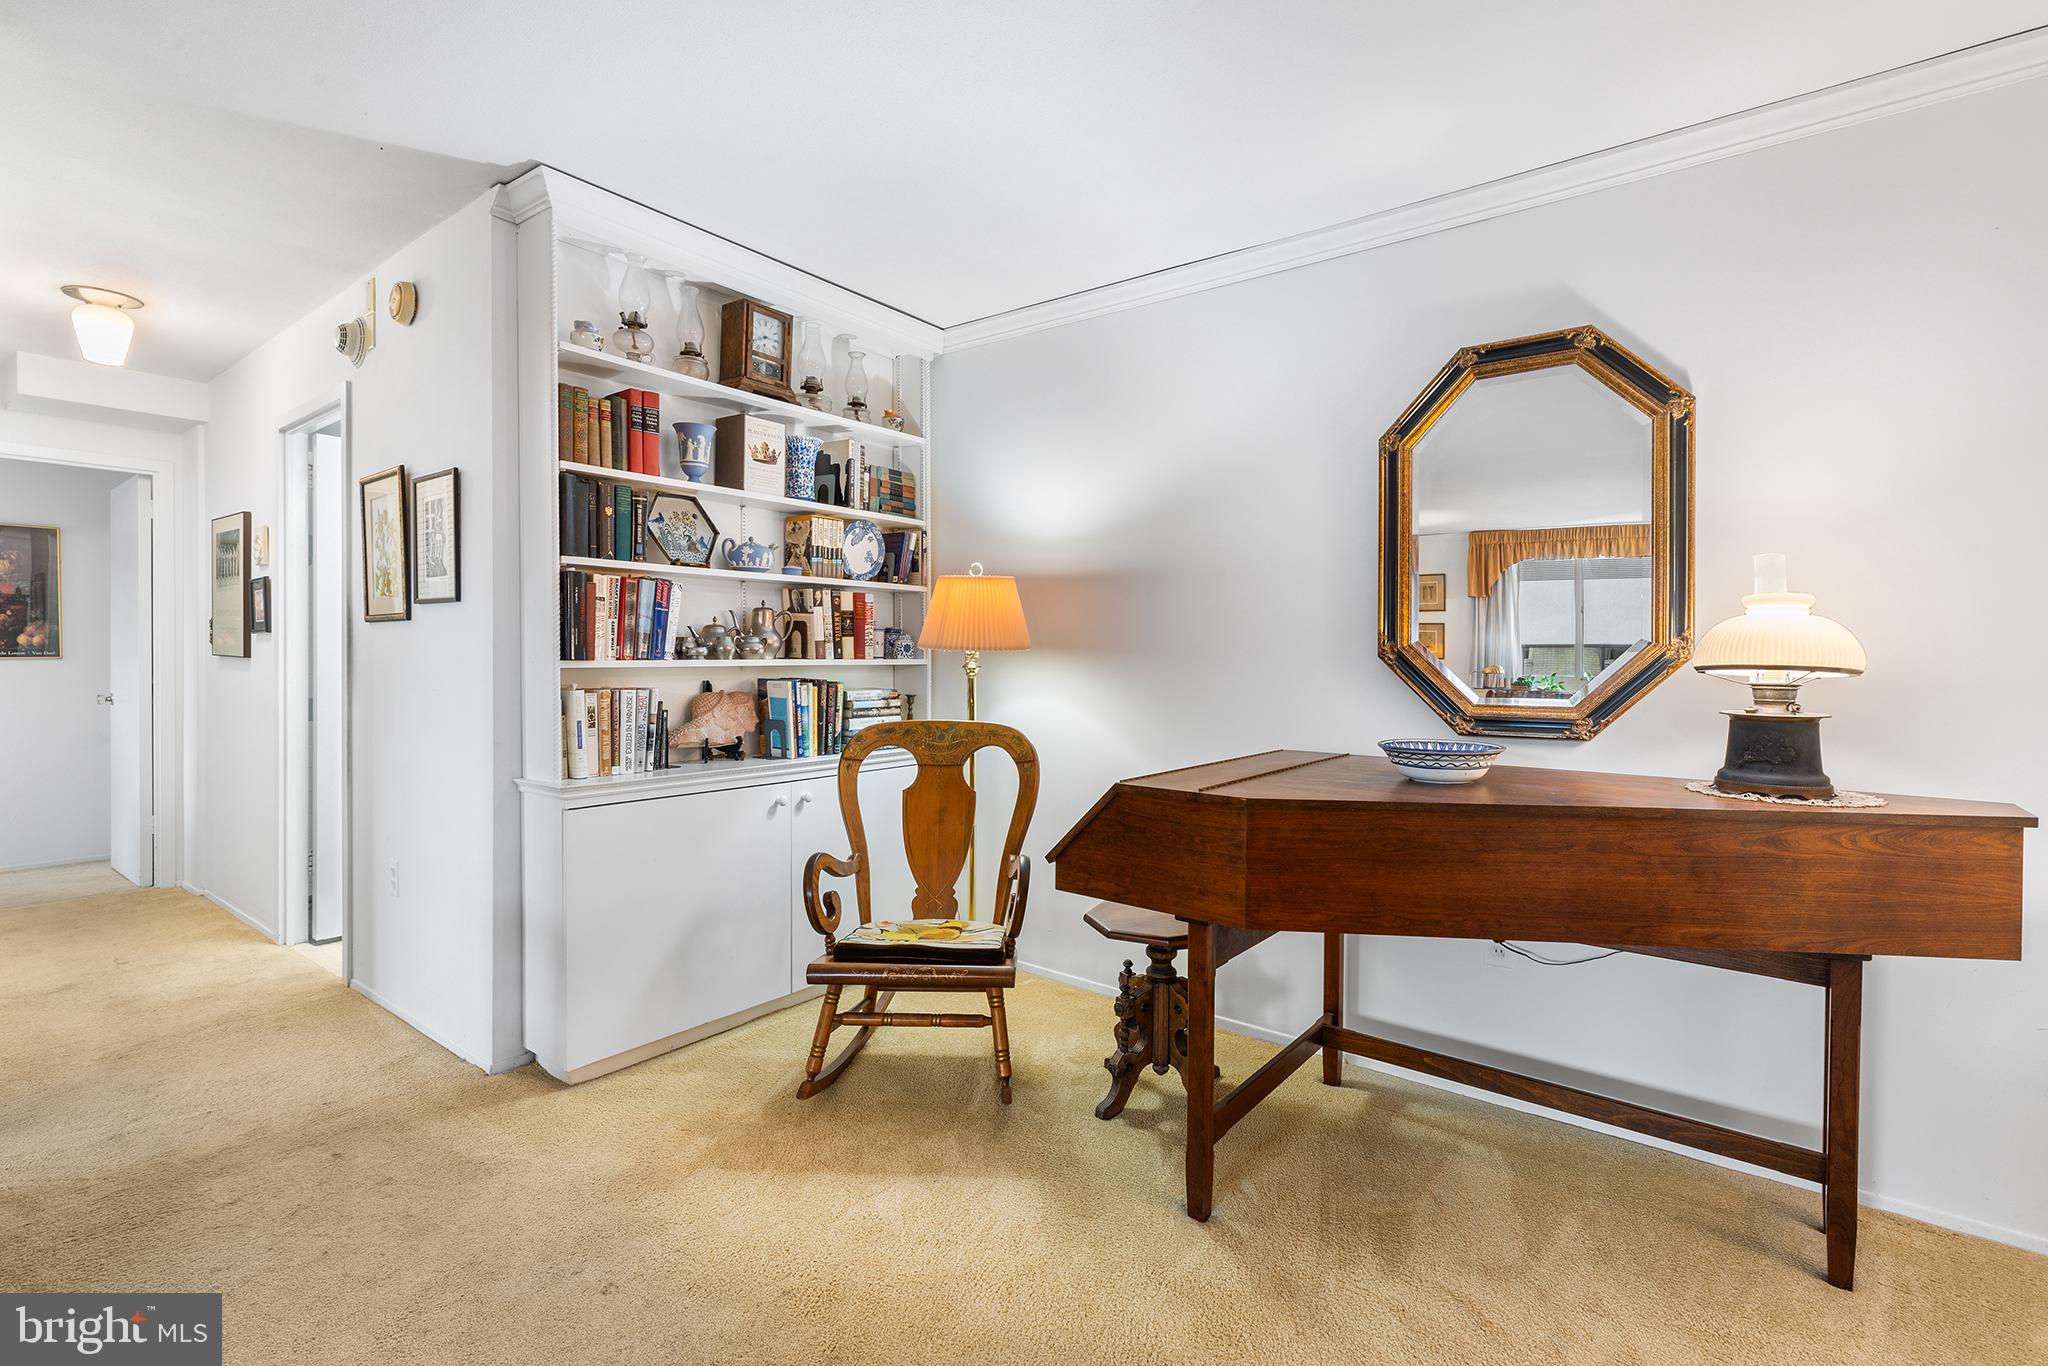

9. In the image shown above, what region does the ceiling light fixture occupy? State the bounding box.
[62,285,145,366]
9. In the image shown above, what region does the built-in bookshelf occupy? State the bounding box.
[510,168,939,794]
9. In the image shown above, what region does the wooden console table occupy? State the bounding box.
[1048,752,2033,1290]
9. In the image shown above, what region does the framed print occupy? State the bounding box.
[358,465,410,622]
[210,512,250,657]
[412,467,460,603]
[1417,572,1447,614]
[1418,621,1446,660]
[645,492,719,569]
[0,523,60,658]
[250,576,272,634]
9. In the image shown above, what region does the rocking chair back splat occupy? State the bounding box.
[797,720,1040,1104]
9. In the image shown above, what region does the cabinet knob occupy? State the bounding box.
[769,796,789,812]
[794,793,812,810]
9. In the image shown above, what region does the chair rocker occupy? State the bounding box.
[796,719,1039,1104]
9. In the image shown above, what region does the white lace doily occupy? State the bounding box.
[1684,780,1887,809]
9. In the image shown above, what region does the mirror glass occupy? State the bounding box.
[1409,365,1653,709]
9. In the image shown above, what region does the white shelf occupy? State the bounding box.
[516,748,915,809]
[555,461,926,531]
[558,342,925,449]
[560,554,927,595]
[560,657,921,671]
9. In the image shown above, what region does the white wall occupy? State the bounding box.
[0,457,124,868]
[195,190,523,1069]
[936,75,2048,1250]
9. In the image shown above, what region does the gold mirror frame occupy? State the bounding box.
[1376,326,1695,740]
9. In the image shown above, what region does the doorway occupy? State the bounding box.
[278,395,351,978]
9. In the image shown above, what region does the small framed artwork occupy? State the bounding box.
[210,512,251,657]
[358,465,410,622]
[644,492,719,569]
[250,576,272,633]
[0,523,61,658]
[252,524,271,568]
[1417,573,1447,614]
[412,467,460,603]
[1418,621,1446,660]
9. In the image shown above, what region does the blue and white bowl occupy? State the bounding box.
[1377,737,1505,784]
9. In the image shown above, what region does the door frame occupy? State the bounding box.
[0,437,179,888]
[274,387,353,978]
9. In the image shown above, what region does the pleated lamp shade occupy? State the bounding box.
[919,569,1030,652]
[1694,555,1864,683]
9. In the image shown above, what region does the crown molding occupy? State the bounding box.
[942,27,2048,353]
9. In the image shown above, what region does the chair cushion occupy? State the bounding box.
[832,918,1009,964]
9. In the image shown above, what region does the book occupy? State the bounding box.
[714,413,787,496]
[572,388,590,463]
[596,688,613,776]
[558,384,575,464]
[613,486,633,561]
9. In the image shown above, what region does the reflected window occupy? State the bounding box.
[1516,557,1651,686]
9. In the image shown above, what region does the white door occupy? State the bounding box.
[107,476,152,887]
[309,432,347,942]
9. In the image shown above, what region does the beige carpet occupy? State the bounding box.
[0,859,135,910]
[3,886,2044,1364]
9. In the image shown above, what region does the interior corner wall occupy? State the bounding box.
[0,457,126,868]
[934,75,2048,1250]
[196,189,518,1069]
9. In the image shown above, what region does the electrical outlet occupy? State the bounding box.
[388,860,400,897]
[1487,941,1513,969]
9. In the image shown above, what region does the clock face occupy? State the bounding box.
[750,310,785,358]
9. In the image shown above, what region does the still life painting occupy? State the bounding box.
[209,512,249,657]
[358,465,410,621]
[0,523,60,658]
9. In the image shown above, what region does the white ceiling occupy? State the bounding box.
[3,3,2043,378]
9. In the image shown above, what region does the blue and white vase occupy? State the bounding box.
[785,435,821,501]
[673,422,715,483]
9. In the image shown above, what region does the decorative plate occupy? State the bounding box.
[842,518,885,581]
[645,493,718,569]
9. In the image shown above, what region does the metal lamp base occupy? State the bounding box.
[1712,710,1836,800]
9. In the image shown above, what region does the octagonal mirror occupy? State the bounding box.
[1377,326,1695,739]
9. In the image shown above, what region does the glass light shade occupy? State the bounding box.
[617,253,650,318]
[843,348,869,402]
[919,567,1031,652]
[71,303,134,366]
[1693,555,1865,683]
[796,319,827,408]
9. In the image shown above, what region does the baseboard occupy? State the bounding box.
[488,1049,536,1075]
[349,979,492,1074]
[557,987,823,1085]
[1017,957,2045,1256]
[193,886,278,941]
[0,854,115,873]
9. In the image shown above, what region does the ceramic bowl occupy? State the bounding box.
[1377,738,1505,784]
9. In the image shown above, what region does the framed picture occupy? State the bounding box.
[358,465,410,622]
[210,512,250,657]
[1418,573,1447,614]
[644,492,719,569]
[412,467,460,603]
[250,576,272,634]
[0,523,60,658]
[1418,621,1446,660]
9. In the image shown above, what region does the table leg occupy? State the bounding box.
[1824,957,1863,1289]
[1322,931,1344,1086]
[1185,919,1216,1222]
[1095,959,1148,1120]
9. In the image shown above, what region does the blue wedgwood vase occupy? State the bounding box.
[785,435,821,501]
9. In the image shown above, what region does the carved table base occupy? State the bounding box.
[1096,943,1200,1120]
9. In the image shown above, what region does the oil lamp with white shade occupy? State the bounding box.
[1692,553,1866,799]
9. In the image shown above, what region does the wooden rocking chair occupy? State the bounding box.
[796,720,1039,1104]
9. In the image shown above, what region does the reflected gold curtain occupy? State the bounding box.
[1466,523,1649,598]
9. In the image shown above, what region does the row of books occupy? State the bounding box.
[558,385,663,476]
[869,466,917,517]
[562,687,667,779]
[560,473,645,562]
[759,684,910,759]
[782,588,884,660]
[560,572,680,662]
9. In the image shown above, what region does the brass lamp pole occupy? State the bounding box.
[917,563,1030,918]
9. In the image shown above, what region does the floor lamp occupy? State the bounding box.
[918,563,1031,919]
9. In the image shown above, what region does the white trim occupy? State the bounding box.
[0,856,121,874]
[943,27,2048,351]
[1020,959,2046,1256]
[350,979,491,1073]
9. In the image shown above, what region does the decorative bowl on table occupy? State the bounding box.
[1377,738,1505,784]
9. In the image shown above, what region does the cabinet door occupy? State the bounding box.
[789,762,921,992]
[564,784,793,1070]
